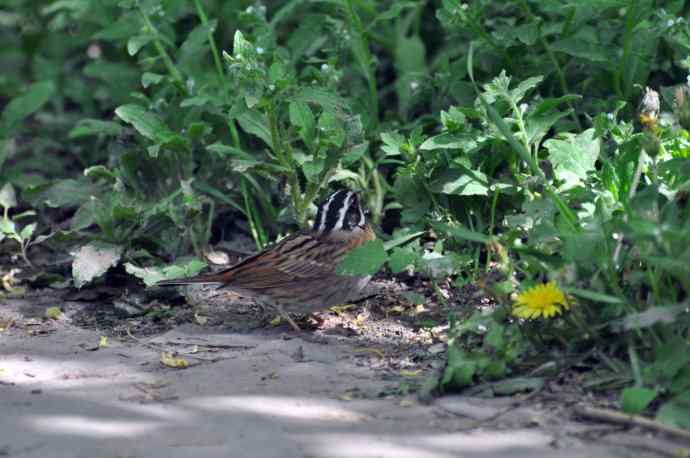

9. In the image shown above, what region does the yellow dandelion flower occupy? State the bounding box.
[512,281,570,319]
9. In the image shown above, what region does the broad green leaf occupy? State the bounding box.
[0,183,17,210]
[551,37,608,62]
[72,241,123,288]
[0,81,55,137]
[437,223,492,244]
[26,179,97,209]
[336,239,387,276]
[430,167,489,196]
[621,387,657,414]
[289,101,315,146]
[388,247,416,273]
[420,132,478,151]
[441,346,477,388]
[290,87,350,113]
[236,111,272,146]
[114,104,175,144]
[545,128,600,189]
[141,72,164,88]
[380,131,405,156]
[127,35,151,56]
[656,394,690,429]
[19,223,36,241]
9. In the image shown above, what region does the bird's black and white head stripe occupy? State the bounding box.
[313,190,366,233]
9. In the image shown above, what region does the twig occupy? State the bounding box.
[573,404,690,443]
[454,390,542,431]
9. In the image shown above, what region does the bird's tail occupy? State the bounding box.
[155,272,228,287]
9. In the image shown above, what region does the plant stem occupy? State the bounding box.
[138,5,186,95]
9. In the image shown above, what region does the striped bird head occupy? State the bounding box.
[313,190,366,234]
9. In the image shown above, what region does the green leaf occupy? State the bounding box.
[656,393,690,429]
[141,72,164,88]
[388,247,416,273]
[0,81,55,137]
[236,111,272,146]
[545,128,600,189]
[125,259,207,287]
[290,87,350,113]
[419,132,478,151]
[336,239,387,276]
[19,223,36,241]
[551,37,608,62]
[127,35,152,56]
[430,167,489,196]
[68,119,124,139]
[0,183,17,210]
[621,387,658,414]
[437,222,492,244]
[289,101,315,146]
[72,241,123,288]
[114,104,175,144]
[441,346,477,388]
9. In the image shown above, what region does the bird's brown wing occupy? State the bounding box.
[224,232,346,289]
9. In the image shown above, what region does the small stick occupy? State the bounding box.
[573,404,690,443]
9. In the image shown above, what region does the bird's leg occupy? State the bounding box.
[274,304,302,332]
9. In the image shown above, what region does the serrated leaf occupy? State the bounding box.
[72,242,123,288]
[621,387,657,414]
[336,239,387,276]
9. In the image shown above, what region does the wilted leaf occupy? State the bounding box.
[160,352,189,369]
[72,242,123,288]
[45,306,62,320]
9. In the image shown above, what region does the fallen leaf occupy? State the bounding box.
[99,336,109,348]
[194,312,209,325]
[400,369,421,377]
[45,307,62,320]
[160,352,189,369]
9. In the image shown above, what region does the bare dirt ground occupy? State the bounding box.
[1,282,689,458]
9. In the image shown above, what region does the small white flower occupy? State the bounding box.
[667,19,675,28]
[410,81,419,90]
[519,103,528,114]
[321,64,329,71]
[607,112,615,121]
[268,84,275,91]
[256,47,264,55]
[460,3,468,10]
[245,6,254,13]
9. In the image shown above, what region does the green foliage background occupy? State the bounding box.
[2,0,690,429]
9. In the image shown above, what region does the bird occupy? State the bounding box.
[156,189,376,331]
